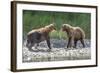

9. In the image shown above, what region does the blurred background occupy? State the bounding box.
[23,10,91,39]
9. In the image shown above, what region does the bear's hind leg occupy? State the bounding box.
[80,39,85,48]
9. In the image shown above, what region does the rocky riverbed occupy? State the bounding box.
[22,39,91,62]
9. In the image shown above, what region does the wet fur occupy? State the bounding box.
[62,24,85,48]
[26,24,55,51]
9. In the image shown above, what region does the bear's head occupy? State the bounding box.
[45,23,56,32]
[61,24,72,32]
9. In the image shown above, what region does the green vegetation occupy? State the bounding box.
[23,10,91,39]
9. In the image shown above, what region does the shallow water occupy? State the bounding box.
[22,39,91,62]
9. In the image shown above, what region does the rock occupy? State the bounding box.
[22,39,91,62]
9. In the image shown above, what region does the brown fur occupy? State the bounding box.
[61,24,85,48]
[26,24,55,51]
[28,24,55,35]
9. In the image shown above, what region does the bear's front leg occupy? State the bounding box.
[34,43,39,49]
[67,37,72,48]
[46,37,51,51]
[73,39,78,48]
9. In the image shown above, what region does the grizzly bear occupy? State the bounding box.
[61,24,85,48]
[26,24,56,51]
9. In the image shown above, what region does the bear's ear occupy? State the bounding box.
[50,23,54,26]
[62,24,66,27]
[49,24,54,28]
[48,24,56,31]
[63,24,72,28]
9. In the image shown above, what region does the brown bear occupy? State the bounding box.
[26,24,56,51]
[61,24,85,48]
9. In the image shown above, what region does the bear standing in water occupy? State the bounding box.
[26,24,56,51]
[61,24,85,48]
